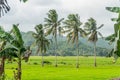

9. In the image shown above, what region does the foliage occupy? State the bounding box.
[84,18,104,43]
[63,14,86,43]
[0,0,27,17]
[106,7,120,61]
[44,9,64,37]
[32,24,50,54]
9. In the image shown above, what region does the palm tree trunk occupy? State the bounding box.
[94,42,97,67]
[41,53,44,67]
[76,41,79,68]
[17,57,22,80]
[55,37,58,67]
[55,31,58,67]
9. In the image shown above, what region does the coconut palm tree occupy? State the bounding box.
[32,24,50,67]
[44,9,64,67]
[84,18,104,67]
[0,0,27,17]
[63,14,86,68]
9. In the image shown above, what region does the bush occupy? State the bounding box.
[33,62,38,65]
[60,62,66,65]
[43,61,52,65]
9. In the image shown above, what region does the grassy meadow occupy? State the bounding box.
[4,56,120,80]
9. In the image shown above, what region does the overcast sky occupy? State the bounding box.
[0,0,119,36]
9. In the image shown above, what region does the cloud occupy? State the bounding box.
[0,0,119,36]
[29,0,61,6]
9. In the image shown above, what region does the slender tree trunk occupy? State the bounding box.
[41,53,44,67]
[17,57,21,80]
[94,42,97,67]
[76,41,79,68]
[55,37,58,67]
[55,29,58,67]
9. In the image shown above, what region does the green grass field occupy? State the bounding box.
[4,56,120,80]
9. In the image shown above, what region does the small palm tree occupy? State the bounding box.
[44,9,64,67]
[63,14,86,68]
[32,24,50,67]
[84,18,104,67]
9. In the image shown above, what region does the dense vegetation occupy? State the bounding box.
[22,31,110,57]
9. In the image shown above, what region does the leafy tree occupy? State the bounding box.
[44,9,64,67]
[32,24,50,67]
[84,18,104,67]
[63,14,86,68]
[106,7,120,62]
[0,0,27,17]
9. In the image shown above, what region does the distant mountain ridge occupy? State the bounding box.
[21,31,111,56]
[21,31,112,49]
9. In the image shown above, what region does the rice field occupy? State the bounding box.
[4,56,120,80]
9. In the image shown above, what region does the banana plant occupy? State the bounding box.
[0,26,13,78]
[106,7,120,62]
[10,24,26,80]
[0,24,30,80]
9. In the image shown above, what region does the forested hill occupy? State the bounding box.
[21,31,112,56]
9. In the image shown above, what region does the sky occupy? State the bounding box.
[0,0,120,36]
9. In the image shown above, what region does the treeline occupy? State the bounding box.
[21,31,110,57]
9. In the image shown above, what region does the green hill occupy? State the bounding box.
[21,31,111,56]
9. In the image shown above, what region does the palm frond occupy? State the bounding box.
[58,18,64,25]
[0,0,10,17]
[97,31,103,39]
[106,7,120,13]
[32,32,38,39]
[97,24,104,30]
[45,27,54,36]
[66,32,72,43]
[88,31,98,42]
[20,0,28,3]
[79,28,87,38]
[111,18,118,22]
